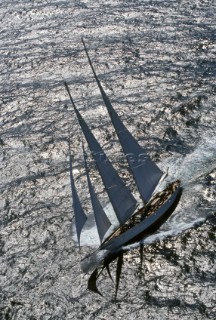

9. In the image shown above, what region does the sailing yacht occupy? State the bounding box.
[65,40,182,297]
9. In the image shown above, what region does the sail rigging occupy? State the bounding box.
[82,39,163,203]
[65,41,183,298]
[69,152,87,247]
[82,144,111,242]
[65,82,137,226]
[80,181,182,273]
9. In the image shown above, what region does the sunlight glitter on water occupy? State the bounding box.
[71,134,216,249]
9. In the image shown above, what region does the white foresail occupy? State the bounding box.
[69,153,87,247]
[83,145,111,242]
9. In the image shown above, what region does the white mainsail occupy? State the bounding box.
[65,82,137,234]
[82,39,163,203]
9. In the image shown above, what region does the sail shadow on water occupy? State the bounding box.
[64,40,183,298]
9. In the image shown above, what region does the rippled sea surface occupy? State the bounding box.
[0,1,215,319]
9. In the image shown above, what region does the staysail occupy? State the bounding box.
[82,39,163,203]
[82,144,111,242]
[65,82,137,225]
[69,151,87,247]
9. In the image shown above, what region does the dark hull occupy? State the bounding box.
[86,184,182,296]
[100,185,182,254]
[81,182,182,274]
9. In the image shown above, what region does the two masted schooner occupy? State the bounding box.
[64,40,182,297]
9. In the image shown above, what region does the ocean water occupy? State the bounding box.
[1,0,215,318]
[72,118,216,249]
[73,131,216,277]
